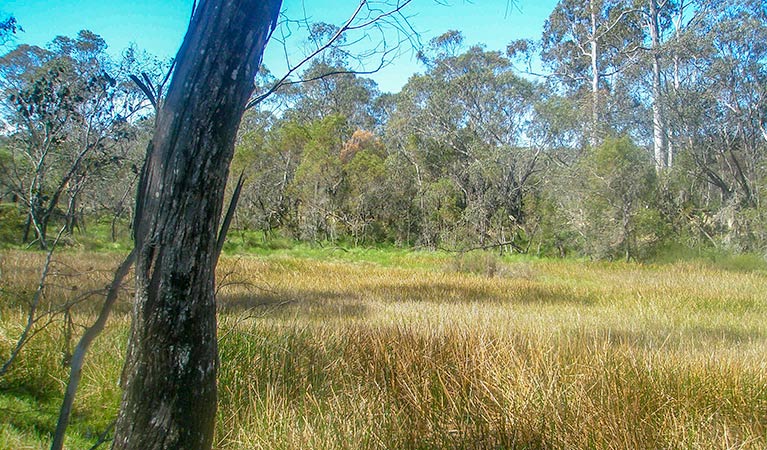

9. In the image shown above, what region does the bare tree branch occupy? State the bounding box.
[129,74,157,111]
[246,0,417,110]
[0,225,67,378]
[51,249,136,450]
[216,172,246,264]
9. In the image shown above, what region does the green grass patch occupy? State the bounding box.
[222,230,452,269]
[651,243,767,273]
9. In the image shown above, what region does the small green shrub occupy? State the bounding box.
[450,251,501,276]
[707,252,767,272]
[0,204,26,247]
[650,244,767,273]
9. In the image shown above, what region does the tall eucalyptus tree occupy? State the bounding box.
[542,0,643,147]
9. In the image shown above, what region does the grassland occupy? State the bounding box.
[1,248,766,449]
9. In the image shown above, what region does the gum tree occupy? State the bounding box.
[542,0,642,147]
[110,0,415,448]
[110,1,282,448]
[0,32,142,247]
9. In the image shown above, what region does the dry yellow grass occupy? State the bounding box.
[213,256,767,449]
[1,250,766,449]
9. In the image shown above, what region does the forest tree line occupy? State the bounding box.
[1,0,766,261]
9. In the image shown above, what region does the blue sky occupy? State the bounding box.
[1,0,558,93]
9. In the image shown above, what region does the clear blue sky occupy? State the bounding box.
[1,0,557,93]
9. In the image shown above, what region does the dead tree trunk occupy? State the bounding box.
[112,1,281,449]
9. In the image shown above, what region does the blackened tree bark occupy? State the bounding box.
[112,1,282,449]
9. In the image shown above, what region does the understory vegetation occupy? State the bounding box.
[1,249,765,449]
[2,0,767,261]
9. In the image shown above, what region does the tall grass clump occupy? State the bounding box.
[450,251,501,277]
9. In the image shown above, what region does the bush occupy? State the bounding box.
[0,204,26,247]
[450,251,500,276]
[575,136,658,261]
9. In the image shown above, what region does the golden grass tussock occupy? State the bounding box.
[1,250,766,449]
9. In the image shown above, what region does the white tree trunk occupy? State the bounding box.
[649,0,668,171]
[590,0,601,148]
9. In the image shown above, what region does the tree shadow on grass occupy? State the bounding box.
[367,281,594,306]
[584,325,764,348]
[0,391,59,439]
[218,290,368,320]
[683,324,763,344]
[218,281,592,320]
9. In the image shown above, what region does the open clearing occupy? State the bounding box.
[1,249,766,449]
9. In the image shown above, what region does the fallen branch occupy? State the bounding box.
[456,240,524,254]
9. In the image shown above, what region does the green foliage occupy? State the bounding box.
[222,229,297,254]
[0,30,147,247]
[3,8,767,262]
[542,0,642,92]
[523,190,578,258]
[705,252,767,273]
[651,244,767,273]
[388,40,543,252]
[290,115,348,241]
[420,178,463,248]
[576,136,660,260]
[343,145,388,243]
[0,204,26,247]
[68,217,133,252]
[286,59,379,130]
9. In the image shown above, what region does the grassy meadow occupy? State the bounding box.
[0,247,766,449]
